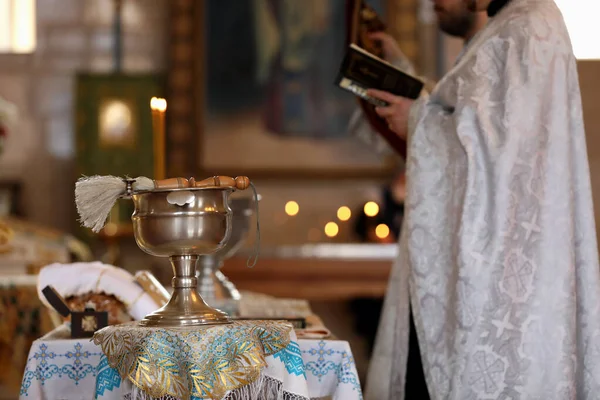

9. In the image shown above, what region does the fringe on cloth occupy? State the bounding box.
[124,374,311,400]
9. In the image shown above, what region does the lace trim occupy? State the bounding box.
[123,374,311,400]
[223,375,309,400]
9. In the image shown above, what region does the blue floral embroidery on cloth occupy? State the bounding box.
[95,355,121,396]
[273,341,305,377]
[20,342,102,396]
[302,340,363,399]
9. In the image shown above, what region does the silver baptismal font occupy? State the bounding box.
[131,187,235,327]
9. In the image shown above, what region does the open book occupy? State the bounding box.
[336,43,424,106]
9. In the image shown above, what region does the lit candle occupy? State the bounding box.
[337,206,351,221]
[150,97,167,180]
[324,222,339,238]
[285,201,299,216]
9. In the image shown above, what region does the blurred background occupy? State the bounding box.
[0,0,598,398]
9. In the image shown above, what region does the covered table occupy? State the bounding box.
[19,324,362,400]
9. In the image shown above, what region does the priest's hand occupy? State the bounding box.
[368,32,404,63]
[367,89,413,139]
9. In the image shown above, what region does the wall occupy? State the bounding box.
[578,61,600,241]
[0,0,167,233]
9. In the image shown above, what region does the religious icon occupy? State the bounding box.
[206,0,385,139]
[71,310,108,338]
[41,285,109,338]
[98,98,137,148]
[81,315,98,332]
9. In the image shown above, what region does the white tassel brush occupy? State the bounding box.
[75,175,154,232]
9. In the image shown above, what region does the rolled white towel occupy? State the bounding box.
[37,262,161,321]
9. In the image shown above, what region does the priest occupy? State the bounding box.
[365,0,600,399]
[359,0,487,398]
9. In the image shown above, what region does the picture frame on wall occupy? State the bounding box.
[165,0,424,180]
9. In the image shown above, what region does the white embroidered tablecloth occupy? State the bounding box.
[19,326,362,400]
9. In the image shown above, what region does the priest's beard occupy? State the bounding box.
[437,8,477,39]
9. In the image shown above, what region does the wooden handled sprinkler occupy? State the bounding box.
[75,175,251,233]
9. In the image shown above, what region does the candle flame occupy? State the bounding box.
[150,97,167,112]
[324,222,339,238]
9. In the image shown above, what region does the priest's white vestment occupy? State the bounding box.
[365,0,600,398]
